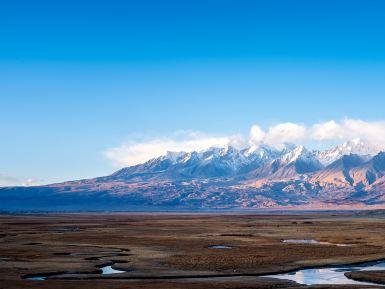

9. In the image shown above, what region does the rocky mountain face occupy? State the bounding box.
[2,139,385,211]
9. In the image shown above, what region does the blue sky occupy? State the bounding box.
[1,0,385,185]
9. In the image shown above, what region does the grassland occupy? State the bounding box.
[1,212,385,288]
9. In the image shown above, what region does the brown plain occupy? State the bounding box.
[1,213,385,288]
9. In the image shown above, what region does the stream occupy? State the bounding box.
[264,259,385,285]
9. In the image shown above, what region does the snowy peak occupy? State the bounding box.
[7,141,385,211]
[243,145,282,162]
[280,145,322,168]
[278,145,323,174]
[111,144,288,180]
[247,144,324,180]
[112,140,382,181]
[341,138,379,155]
[280,145,307,163]
[314,139,380,166]
[165,151,186,163]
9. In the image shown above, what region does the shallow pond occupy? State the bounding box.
[282,239,351,247]
[100,265,126,274]
[264,260,385,285]
[208,245,233,249]
[27,276,46,281]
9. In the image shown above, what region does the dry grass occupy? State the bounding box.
[1,213,385,288]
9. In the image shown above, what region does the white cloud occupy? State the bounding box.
[311,120,339,140]
[249,125,266,145]
[249,122,306,147]
[106,118,385,167]
[105,132,245,167]
[0,174,41,187]
[265,122,307,145]
[311,118,385,148]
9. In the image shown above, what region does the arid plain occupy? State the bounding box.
[2,213,385,288]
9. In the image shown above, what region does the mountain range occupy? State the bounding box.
[2,138,385,211]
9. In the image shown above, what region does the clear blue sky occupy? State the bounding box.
[1,0,385,184]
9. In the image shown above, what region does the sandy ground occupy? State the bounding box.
[1,213,385,288]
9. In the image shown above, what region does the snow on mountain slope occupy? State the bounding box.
[314,138,379,166]
[281,145,323,171]
[115,141,382,182]
[2,141,385,211]
[111,145,283,181]
[247,144,323,180]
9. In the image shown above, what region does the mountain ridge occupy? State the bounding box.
[2,139,385,211]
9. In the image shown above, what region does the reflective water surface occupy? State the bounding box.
[265,260,385,285]
[27,276,47,281]
[100,265,126,274]
[282,239,352,247]
[208,245,233,249]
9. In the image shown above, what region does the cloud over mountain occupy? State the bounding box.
[249,122,306,147]
[105,131,245,167]
[311,119,385,145]
[105,119,385,167]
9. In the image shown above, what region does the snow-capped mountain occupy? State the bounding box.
[247,145,323,180]
[2,139,385,211]
[111,144,283,180]
[280,145,323,171]
[111,140,378,182]
[314,138,380,166]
